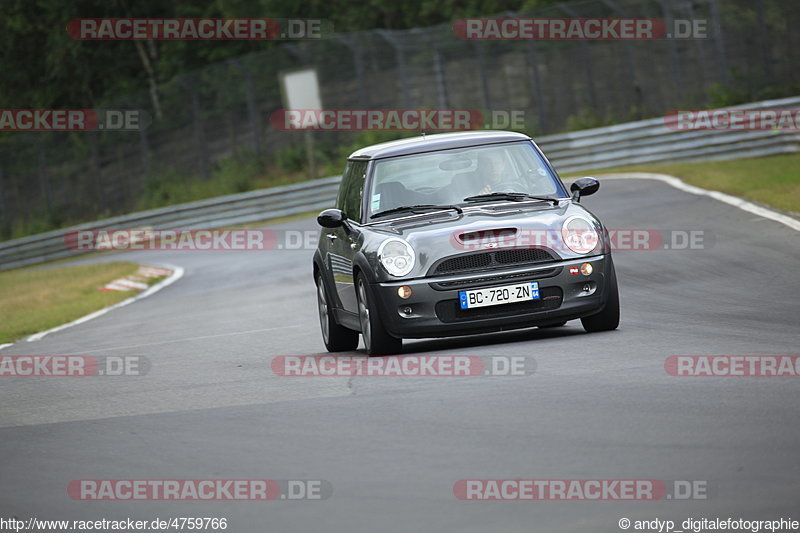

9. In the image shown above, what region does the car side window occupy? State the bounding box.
[340,160,368,223]
[336,163,354,213]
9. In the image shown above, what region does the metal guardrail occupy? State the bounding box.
[1,97,799,270]
[0,178,342,271]
[538,96,800,172]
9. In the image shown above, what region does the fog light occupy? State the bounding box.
[580,262,593,276]
[398,285,413,299]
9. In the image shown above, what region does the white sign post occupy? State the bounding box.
[279,68,322,179]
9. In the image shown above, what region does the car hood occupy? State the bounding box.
[360,201,604,280]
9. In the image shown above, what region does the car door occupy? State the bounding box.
[329,160,368,314]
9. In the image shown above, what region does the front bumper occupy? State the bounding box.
[371,255,612,338]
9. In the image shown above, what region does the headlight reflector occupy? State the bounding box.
[561,216,599,254]
[378,238,415,277]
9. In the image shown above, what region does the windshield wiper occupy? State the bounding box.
[463,192,560,206]
[371,204,463,219]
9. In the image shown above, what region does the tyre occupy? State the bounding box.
[316,273,359,352]
[580,258,620,333]
[356,275,402,356]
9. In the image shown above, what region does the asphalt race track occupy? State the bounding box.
[1,177,799,532]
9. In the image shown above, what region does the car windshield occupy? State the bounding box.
[367,141,563,218]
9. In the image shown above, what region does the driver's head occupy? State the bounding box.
[477,152,506,184]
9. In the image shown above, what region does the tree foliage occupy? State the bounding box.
[0,0,565,108]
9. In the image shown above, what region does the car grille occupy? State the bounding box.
[429,267,560,290]
[430,247,559,275]
[435,287,563,323]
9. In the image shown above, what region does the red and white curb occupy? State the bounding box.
[19,264,184,344]
[99,265,173,292]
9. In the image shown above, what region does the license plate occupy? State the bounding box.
[459,282,539,309]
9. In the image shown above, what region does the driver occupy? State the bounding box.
[475,151,514,195]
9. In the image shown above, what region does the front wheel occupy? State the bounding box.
[356,275,402,356]
[316,273,359,352]
[580,259,620,333]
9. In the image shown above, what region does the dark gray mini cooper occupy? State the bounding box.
[313,131,619,355]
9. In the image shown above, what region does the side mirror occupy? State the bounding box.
[317,209,347,228]
[570,177,600,202]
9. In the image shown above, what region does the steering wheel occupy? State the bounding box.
[489,178,530,194]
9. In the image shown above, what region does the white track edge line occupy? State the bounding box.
[596,172,800,232]
[20,264,185,344]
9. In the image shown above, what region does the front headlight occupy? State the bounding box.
[378,238,416,277]
[561,216,599,254]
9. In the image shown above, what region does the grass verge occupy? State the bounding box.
[0,261,147,344]
[562,153,800,215]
